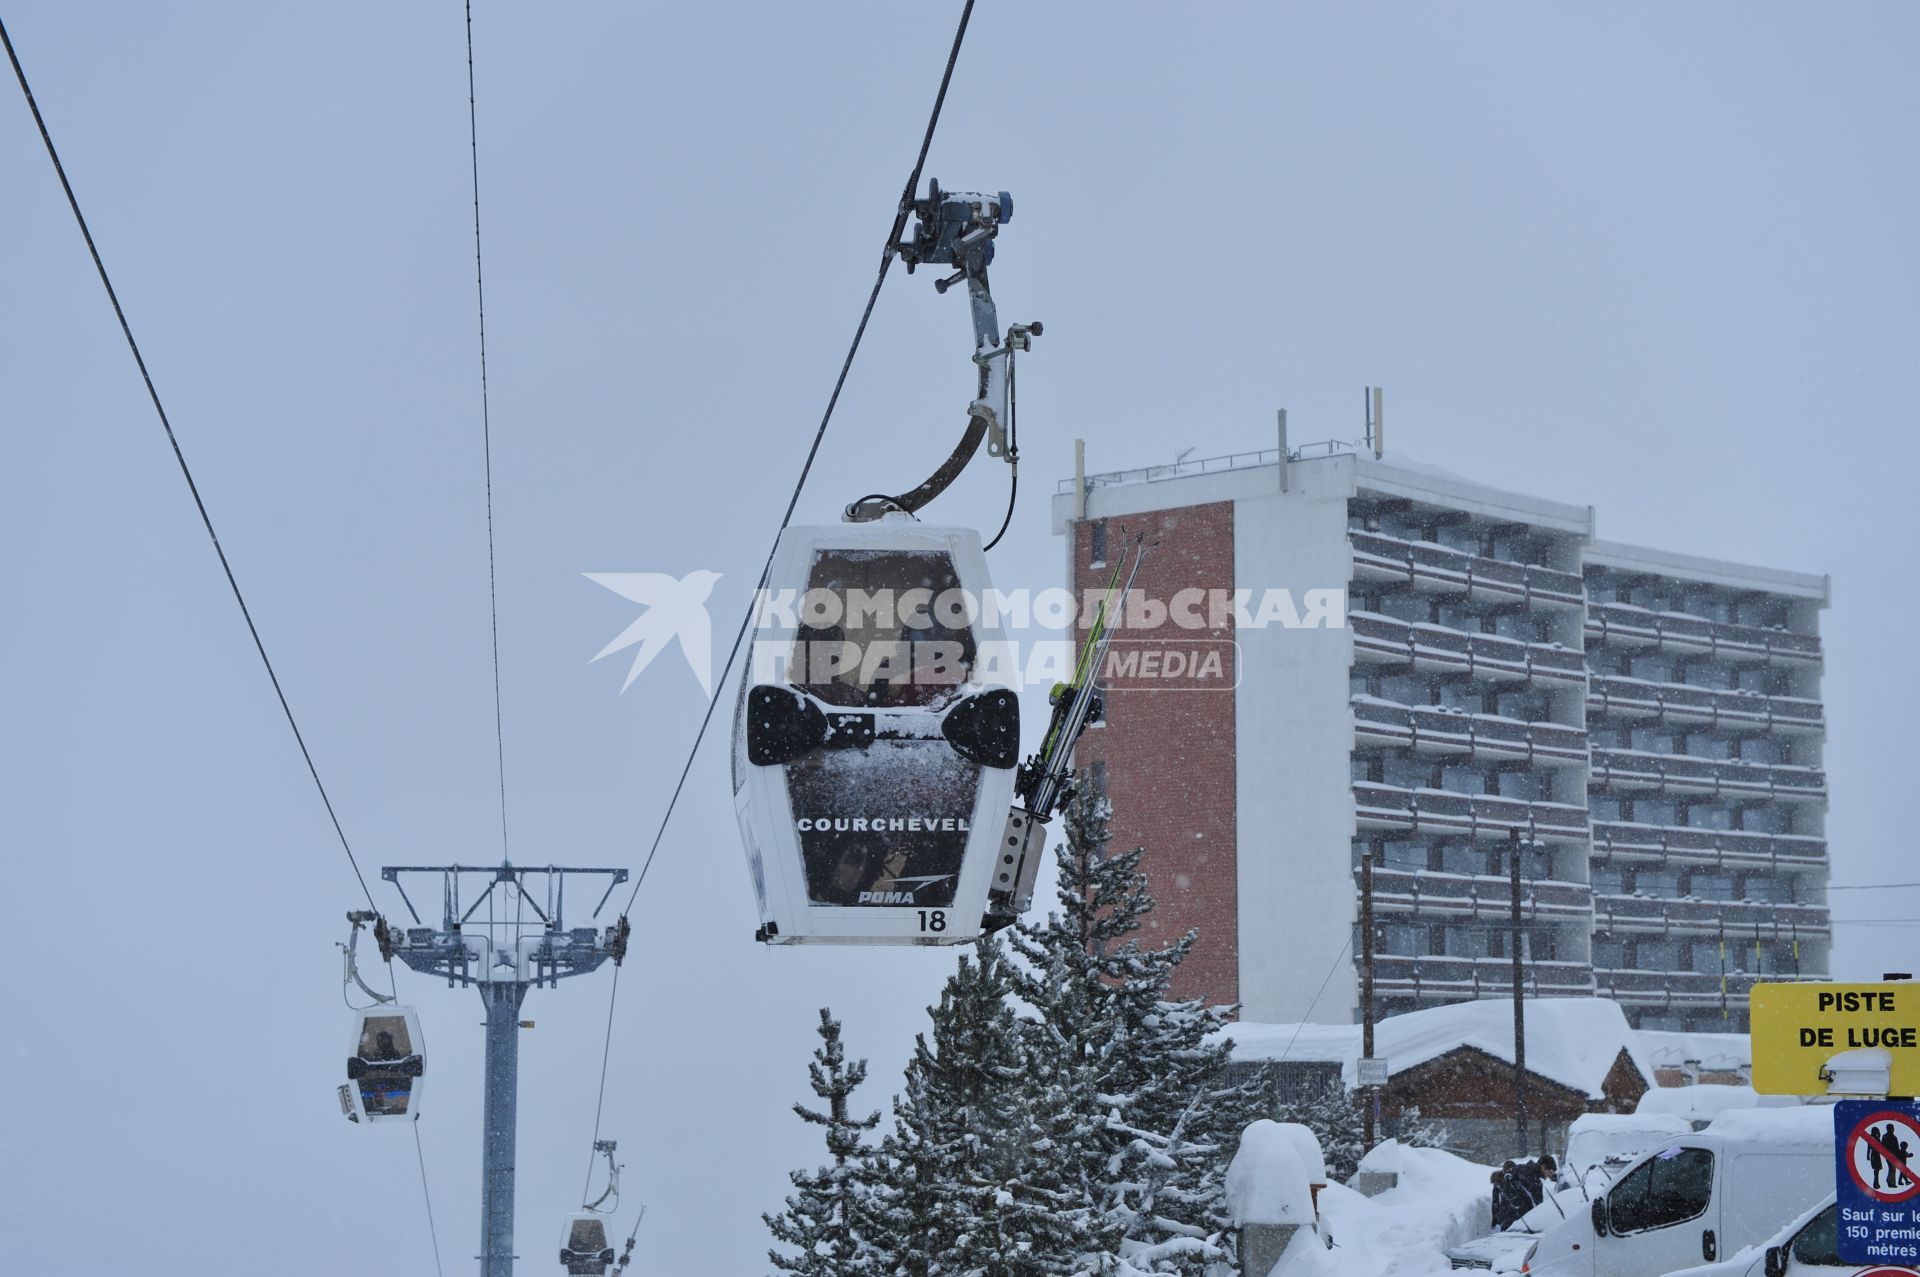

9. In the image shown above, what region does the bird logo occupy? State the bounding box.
[584,570,723,695]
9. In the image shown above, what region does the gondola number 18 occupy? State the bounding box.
[917,910,947,933]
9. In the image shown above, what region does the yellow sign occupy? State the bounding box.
[1750,981,1920,1096]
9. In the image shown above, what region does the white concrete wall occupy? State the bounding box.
[1233,458,1360,1024]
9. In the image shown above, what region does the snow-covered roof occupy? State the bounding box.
[1632,1029,1752,1073]
[1633,1083,1799,1123]
[1221,997,1654,1101]
[1703,1103,1835,1148]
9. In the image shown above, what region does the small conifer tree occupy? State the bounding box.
[765,1009,882,1276]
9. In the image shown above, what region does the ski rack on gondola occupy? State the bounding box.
[983,533,1146,930]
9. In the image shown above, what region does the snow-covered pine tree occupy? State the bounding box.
[1287,1079,1365,1184]
[1284,1079,1452,1183]
[1008,784,1261,1276]
[765,1008,883,1277]
[866,938,1089,1277]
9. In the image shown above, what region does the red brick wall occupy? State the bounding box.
[1070,502,1239,1010]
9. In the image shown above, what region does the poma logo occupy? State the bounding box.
[857,874,956,905]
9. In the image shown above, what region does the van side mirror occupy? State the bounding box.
[1591,1198,1608,1237]
[1762,1246,1786,1277]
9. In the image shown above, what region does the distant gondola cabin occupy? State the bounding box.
[343,1007,425,1124]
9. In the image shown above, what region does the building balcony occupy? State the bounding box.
[1352,696,1588,767]
[1371,955,1596,999]
[1585,601,1822,665]
[1351,611,1587,685]
[1591,967,1812,1009]
[1589,747,1826,803]
[1591,892,1830,940]
[1362,865,1593,923]
[1350,530,1586,609]
[1590,820,1827,871]
[1353,781,1591,846]
[1588,674,1824,735]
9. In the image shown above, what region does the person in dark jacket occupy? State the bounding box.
[1491,1155,1558,1229]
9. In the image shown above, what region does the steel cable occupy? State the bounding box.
[2,13,385,913]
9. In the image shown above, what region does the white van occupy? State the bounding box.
[1664,1195,1860,1276]
[1519,1106,1834,1277]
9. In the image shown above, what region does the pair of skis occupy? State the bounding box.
[985,532,1147,927]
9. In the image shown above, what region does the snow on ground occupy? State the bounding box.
[1265,1140,1495,1277]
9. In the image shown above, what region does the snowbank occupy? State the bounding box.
[1266,1141,1495,1277]
[1227,1121,1316,1227]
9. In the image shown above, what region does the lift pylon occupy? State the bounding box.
[375,860,630,1277]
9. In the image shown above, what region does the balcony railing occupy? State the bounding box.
[1589,747,1826,802]
[1362,865,1592,923]
[1585,601,1822,664]
[1589,820,1827,871]
[1350,530,1585,609]
[1591,967,1812,1009]
[1588,674,1825,733]
[1372,955,1596,999]
[1352,696,1588,766]
[1353,781,1591,844]
[1351,611,1588,685]
[1591,892,1830,940]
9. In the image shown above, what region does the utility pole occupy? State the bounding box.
[378,861,630,1277]
[1361,846,1377,1151]
[1509,829,1528,1156]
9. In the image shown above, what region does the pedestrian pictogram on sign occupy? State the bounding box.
[1845,1111,1920,1203]
[1835,1100,1920,1266]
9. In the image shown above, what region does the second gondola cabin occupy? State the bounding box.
[343,1006,425,1124]
[733,516,1018,944]
[559,1215,615,1275]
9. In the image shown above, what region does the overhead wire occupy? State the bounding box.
[3,13,446,1268]
[1270,936,1354,1063]
[465,0,511,858]
[0,12,382,914]
[412,1124,447,1277]
[573,0,980,1207]
[618,0,977,919]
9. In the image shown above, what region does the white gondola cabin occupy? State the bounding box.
[341,1006,425,1124]
[559,1214,615,1275]
[733,517,1018,944]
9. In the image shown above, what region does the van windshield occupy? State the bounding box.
[1789,1204,1839,1265]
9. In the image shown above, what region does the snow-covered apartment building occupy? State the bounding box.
[1052,442,1829,1035]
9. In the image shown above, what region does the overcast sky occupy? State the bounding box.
[4,3,1916,1274]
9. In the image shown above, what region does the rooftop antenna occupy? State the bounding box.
[1175,445,1196,465]
[1364,387,1385,459]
